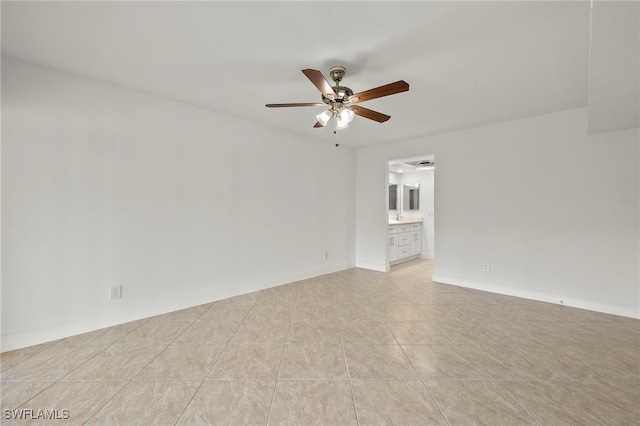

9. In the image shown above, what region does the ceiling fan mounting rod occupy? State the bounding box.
[322,66,353,106]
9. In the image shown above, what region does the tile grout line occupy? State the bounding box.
[173,291,266,425]
[339,274,361,426]
[8,320,155,420]
[396,335,452,426]
[492,380,542,426]
[265,281,298,426]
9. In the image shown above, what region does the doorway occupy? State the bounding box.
[388,156,435,266]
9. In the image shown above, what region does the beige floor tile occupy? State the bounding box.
[344,344,418,380]
[0,343,53,371]
[511,320,610,347]
[207,343,284,380]
[495,305,551,322]
[351,380,447,425]
[295,292,335,306]
[434,320,518,345]
[177,380,275,425]
[387,321,452,344]
[214,291,261,307]
[118,320,192,344]
[291,303,337,321]
[526,341,638,381]
[579,379,640,424]
[374,302,427,321]
[59,321,146,346]
[608,345,640,378]
[368,294,414,307]
[402,344,490,380]
[268,380,356,426]
[245,302,294,322]
[3,259,637,425]
[135,343,225,380]
[286,320,341,343]
[257,288,298,305]
[334,303,379,321]
[538,304,618,323]
[0,381,55,409]
[11,381,126,425]
[148,304,210,321]
[339,320,397,344]
[418,303,501,322]
[199,303,253,323]
[458,344,556,380]
[579,344,640,380]
[513,342,631,381]
[230,319,290,343]
[85,381,200,425]
[1,345,106,382]
[498,380,629,425]
[425,380,537,425]
[279,343,348,380]
[63,343,166,381]
[400,291,438,305]
[174,320,238,344]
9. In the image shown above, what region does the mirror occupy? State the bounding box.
[388,184,398,210]
[403,184,420,210]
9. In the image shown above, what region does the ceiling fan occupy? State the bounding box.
[266,66,409,132]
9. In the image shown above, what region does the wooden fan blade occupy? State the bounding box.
[302,69,338,99]
[313,121,324,128]
[351,105,391,123]
[349,80,409,104]
[265,103,324,108]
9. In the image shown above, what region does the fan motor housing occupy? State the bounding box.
[322,86,353,105]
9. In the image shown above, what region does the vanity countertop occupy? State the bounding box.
[388,218,423,225]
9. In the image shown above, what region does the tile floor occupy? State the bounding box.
[1,259,638,425]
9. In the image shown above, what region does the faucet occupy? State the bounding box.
[396,212,401,221]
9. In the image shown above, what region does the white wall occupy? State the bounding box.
[357,108,639,318]
[1,58,356,351]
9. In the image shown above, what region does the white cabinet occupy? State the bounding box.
[409,223,422,256]
[388,225,399,261]
[388,222,422,264]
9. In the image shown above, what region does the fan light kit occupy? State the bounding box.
[266,66,409,133]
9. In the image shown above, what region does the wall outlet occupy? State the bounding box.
[322,251,329,260]
[110,285,122,300]
[482,263,491,273]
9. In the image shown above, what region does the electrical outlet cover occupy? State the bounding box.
[110,285,122,300]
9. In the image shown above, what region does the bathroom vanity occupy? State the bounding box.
[388,219,422,264]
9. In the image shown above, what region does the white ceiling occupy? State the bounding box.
[1,1,637,148]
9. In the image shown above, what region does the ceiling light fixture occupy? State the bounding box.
[316,109,334,127]
[339,107,355,124]
[335,117,349,130]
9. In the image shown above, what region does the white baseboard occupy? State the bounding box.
[1,261,355,353]
[432,273,640,320]
[355,259,388,272]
